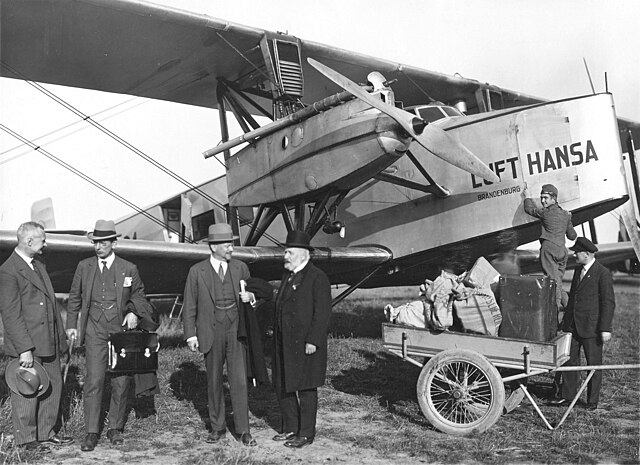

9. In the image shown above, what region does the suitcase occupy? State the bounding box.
[497,274,557,342]
[107,330,159,373]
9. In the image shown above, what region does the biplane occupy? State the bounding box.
[0,0,638,301]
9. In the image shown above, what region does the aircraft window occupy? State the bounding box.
[192,210,215,242]
[418,107,447,123]
[442,107,463,117]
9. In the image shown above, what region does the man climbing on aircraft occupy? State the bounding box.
[523,183,577,310]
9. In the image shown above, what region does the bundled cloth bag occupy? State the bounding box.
[384,301,428,327]
[423,270,467,330]
[452,287,502,336]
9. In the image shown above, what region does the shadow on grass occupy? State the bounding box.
[330,348,432,427]
[329,310,387,339]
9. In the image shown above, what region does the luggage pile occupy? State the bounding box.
[384,257,502,336]
[384,256,559,342]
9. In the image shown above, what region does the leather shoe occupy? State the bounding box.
[548,398,569,406]
[205,430,226,443]
[284,436,314,448]
[21,441,50,452]
[44,434,74,446]
[273,432,296,441]
[80,433,98,452]
[240,432,257,447]
[106,429,124,445]
[582,402,598,410]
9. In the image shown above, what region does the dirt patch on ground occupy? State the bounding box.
[44,412,437,465]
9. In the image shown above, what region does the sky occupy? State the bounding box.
[1,0,639,241]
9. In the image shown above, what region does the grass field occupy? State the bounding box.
[0,278,638,464]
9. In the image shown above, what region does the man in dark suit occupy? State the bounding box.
[182,223,257,446]
[0,222,71,451]
[272,230,331,449]
[550,237,615,410]
[66,220,153,451]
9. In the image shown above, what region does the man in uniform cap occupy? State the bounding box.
[67,219,154,451]
[523,183,577,309]
[550,237,615,409]
[0,221,71,452]
[182,223,258,446]
[272,230,331,448]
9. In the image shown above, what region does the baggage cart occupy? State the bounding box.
[382,323,640,436]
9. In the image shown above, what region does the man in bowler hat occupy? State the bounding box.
[524,183,577,308]
[182,223,258,446]
[550,237,615,409]
[66,220,154,451]
[272,230,331,448]
[0,222,71,451]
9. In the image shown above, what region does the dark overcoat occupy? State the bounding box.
[274,261,331,392]
[561,260,615,338]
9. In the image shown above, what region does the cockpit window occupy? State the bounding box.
[417,107,447,123]
[442,106,464,117]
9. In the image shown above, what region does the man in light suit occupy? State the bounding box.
[0,222,71,451]
[272,230,331,449]
[66,219,151,451]
[550,237,615,410]
[182,223,257,446]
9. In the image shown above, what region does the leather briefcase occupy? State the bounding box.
[107,330,159,374]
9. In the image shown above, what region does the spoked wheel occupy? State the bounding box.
[417,349,505,436]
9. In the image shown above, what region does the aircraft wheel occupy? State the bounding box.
[417,349,504,436]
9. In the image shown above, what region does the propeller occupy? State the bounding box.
[308,58,500,183]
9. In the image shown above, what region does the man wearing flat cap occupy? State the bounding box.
[272,230,331,449]
[524,184,577,309]
[66,219,154,451]
[0,221,71,452]
[550,237,615,410]
[182,223,258,446]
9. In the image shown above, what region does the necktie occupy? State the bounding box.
[287,272,295,284]
[580,266,586,281]
[101,260,107,274]
[31,260,43,281]
[218,264,225,282]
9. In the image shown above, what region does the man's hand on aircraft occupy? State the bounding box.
[305,343,317,355]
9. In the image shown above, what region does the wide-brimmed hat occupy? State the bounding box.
[570,237,598,253]
[283,230,314,251]
[5,359,50,398]
[207,224,239,243]
[87,219,121,241]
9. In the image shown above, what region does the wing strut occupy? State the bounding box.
[331,263,388,307]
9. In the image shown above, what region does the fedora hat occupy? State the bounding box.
[570,237,598,253]
[87,219,121,241]
[207,223,239,243]
[283,230,314,251]
[5,359,50,398]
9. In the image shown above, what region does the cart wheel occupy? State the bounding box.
[417,349,505,436]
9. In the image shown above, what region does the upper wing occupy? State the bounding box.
[3,0,638,142]
[0,230,391,294]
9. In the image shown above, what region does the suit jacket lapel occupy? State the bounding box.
[114,256,125,311]
[84,259,97,307]
[33,260,56,303]
[201,261,217,304]
[13,253,49,297]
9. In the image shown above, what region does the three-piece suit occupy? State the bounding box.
[66,254,149,434]
[182,257,252,435]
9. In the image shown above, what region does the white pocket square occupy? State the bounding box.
[123,277,132,287]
